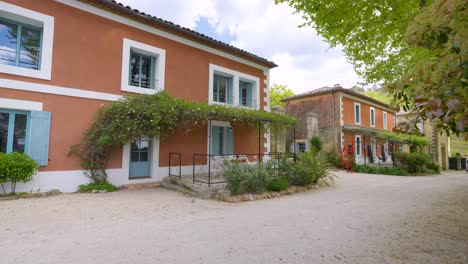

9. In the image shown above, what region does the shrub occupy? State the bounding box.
[324,151,342,168]
[78,180,119,192]
[287,151,330,186]
[393,152,432,173]
[223,162,269,195]
[426,162,441,173]
[353,164,408,176]
[0,152,39,194]
[309,136,322,155]
[267,177,290,192]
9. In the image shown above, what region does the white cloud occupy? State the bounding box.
[117,0,360,93]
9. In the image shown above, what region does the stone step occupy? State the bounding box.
[120,182,161,190]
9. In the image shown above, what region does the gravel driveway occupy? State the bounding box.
[1,170,467,264]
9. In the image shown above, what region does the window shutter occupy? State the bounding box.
[226,127,234,154]
[28,111,51,166]
[210,126,220,155]
[227,78,233,104]
[246,83,252,107]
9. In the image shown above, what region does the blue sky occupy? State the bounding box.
[118,0,360,94]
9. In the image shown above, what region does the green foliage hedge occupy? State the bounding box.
[78,180,119,192]
[0,152,38,194]
[393,152,439,174]
[70,92,296,183]
[353,164,409,176]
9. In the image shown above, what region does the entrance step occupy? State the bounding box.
[120,182,161,190]
[161,176,228,199]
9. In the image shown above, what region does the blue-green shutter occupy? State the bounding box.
[227,78,233,104]
[211,126,220,155]
[226,127,233,154]
[246,84,252,107]
[28,111,51,166]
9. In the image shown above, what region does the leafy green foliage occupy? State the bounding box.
[70,92,296,183]
[0,152,39,194]
[286,151,331,186]
[393,152,435,173]
[450,136,468,157]
[362,90,392,105]
[308,136,322,155]
[78,180,119,192]
[324,151,342,168]
[353,164,409,176]
[267,177,290,192]
[270,84,295,107]
[377,131,429,151]
[223,162,270,195]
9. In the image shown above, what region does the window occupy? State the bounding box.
[370,107,375,127]
[355,135,361,156]
[0,19,42,70]
[297,142,306,153]
[210,125,233,155]
[354,103,361,124]
[129,51,155,89]
[239,81,254,107]
[383,112,388,129]
[213,74,233,104]
[0,109,29,153]
[121,38,166,94]
[0,2,54,80]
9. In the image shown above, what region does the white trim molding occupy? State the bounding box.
[56,0,269,72]
[208,64,260,110]
[0,98,43,111]
[0,78,121,101]
[0,1,54,80]
[121,38,166,94]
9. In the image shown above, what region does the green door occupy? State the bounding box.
[129,139,151,178]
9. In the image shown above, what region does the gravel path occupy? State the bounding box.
[1,170,467,264]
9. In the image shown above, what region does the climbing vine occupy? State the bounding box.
[70,91,296,183]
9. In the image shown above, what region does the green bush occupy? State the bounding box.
[324,151,342,168]
[426,162,441,173]
[309,136,322,155]
[78,180,119,192]
[353,164,408,176]
[287,151,330,186]
[393,152,432,173]
[0,152,39,194]
[267,177,290,192]
[223,162,269,195]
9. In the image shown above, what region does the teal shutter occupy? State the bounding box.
[28,111,51,166]
[246,84,252,107]
[211,126,220,155]
[227,78,233,104]
[226,127,233,154]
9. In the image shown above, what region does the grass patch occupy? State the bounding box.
[78,180,118,192]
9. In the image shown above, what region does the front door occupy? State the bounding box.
[129,138,151,178]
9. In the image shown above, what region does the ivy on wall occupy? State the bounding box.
[70,91,296,183]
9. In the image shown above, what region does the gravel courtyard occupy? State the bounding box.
[1,170,467,264]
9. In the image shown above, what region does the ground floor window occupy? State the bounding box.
[211,125,233,155]
[0,109,30,153]
[355,135,361,156]
[297,142,306,153]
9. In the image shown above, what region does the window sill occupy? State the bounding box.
[122,85,159,95]
[0,64,51,80]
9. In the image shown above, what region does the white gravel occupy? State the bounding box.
[1,170,467,264]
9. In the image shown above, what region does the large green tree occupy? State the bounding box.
[277,0,467,137]
[270,84,295,107]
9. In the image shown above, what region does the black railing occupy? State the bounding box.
[343,139,400,167]
[168,152,182,179]
[192,152,294,186]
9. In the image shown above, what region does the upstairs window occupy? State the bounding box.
[213,74,233,104]
[354,103,361,124]
[383,112,388,129]
[239,81,254,108]
[0,18,42,70]
[370,107,375,127]
[129,51,155,89]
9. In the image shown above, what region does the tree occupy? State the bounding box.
[276,0,467,137]
[270,84,295,107]
[362,90,392,105]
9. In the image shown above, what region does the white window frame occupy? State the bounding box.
[0,2,54,80]
[121,38,166,94]
[355,135,361,157]
[383,111,388,129]
[206,120,231,156]
[208,64,260,110]
[370,107,375,127]
[354,102,361,125]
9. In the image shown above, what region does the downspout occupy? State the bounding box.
[332,92,336,152]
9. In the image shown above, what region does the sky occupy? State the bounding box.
[118,0,360,94]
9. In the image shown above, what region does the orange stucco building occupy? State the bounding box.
[283,86,396,164]
[0,0,276,192]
